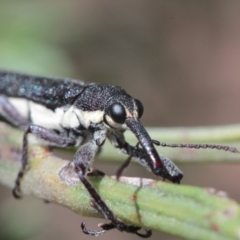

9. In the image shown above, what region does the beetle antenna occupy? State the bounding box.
[154,141,239,153]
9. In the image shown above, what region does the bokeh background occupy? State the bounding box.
[1,1,240,240]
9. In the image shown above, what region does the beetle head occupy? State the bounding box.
[104,95,143,129]
[104,94,183,183]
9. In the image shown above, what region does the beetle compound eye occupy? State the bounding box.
[108,103,126,124]
[135,99,144,119]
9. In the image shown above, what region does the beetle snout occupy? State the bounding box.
[125,117,183,184]
[125,118,164,172]
[153,167,183,184]
[153,153,184,183]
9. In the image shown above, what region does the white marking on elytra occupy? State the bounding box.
[30,104,104,130]
[29,101,64,130]
[7,98,104,131]
[8,98,29,119]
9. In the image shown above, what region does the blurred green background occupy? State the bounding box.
[1,1,240,240]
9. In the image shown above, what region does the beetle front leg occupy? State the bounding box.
[73,139,116,219]
[73,139,118,234]
[74,134,151,237]
[108,131,183,183]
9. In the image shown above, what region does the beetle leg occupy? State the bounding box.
[108,131,183,183]
[97,217,152,238]
[73,133,119,233]
[0,95,85,196]
[108,130,149,177]
[74,129,150,236]
[116,154,132,180]
[81,222,107,236]
[73,139,119,234]
[0,95,29,128]
[81,221,152,238]
[87,169,105,177]
[13,124,79,198]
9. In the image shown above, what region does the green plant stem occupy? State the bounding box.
[1,122,240,239]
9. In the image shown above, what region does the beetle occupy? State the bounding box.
[0,71,238,237]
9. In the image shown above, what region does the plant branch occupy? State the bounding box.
[1,122,240,239]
